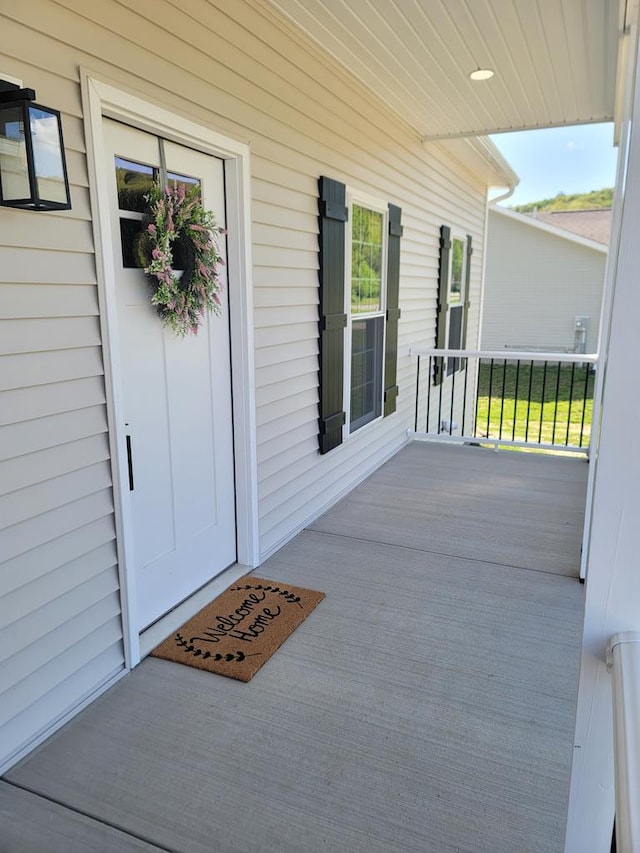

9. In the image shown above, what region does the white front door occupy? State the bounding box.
[104,119,236,632]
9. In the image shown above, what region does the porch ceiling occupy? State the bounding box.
[266,0,627,140]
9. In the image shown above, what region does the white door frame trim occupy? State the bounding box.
[80,72,259,668]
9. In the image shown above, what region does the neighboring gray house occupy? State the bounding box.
[481,205,608,353]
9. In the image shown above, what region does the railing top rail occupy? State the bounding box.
[409,346,599,364]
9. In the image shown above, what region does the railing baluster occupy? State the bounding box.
[538,360,549,444]
[512,359,520,441]
[579,364,591,447]
[474,359,482,438]
[462,359,469,435]
[525,360,534,442]
[487,358,495,438]
[449,368,456,434]
[499,359,507,439]
[414,355,421,433]
[426,356,432,432]
[565,361,577,446]
[437,360,444,433]
[552,362,561,445]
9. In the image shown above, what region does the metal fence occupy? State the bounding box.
[409,347,598,454]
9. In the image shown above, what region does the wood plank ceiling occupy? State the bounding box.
[266,0,625,139]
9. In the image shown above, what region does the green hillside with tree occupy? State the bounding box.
[512,187,613,213]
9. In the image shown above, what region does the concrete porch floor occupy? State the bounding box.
[0,442,587,852]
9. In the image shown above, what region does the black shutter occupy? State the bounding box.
[384,203,402,416]
[318,176,348,454]
[461,234,473,349]
[434,224,451,385]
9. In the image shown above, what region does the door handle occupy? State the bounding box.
[125,433,135,491]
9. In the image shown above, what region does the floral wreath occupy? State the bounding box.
[134,181,225,337]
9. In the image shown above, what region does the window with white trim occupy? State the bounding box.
[317,177,402,454]
[435,225,473,384]
[347,198,388,432]
[446,234,467,375]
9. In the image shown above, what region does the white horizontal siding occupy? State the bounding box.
[1,285,99,320]
[0,641,123,766]
[0,0,495,767]
[2,541,118,633]
[1,347,104,390]
[1,488,114,566]
[1,248,97,285]
[0,2,122,765]
[0,318,102,356]
[0,462,112,529]
[482,209,606,353]
[255,355,318,388]
[2,516,116,597]
[2,376,106,424]
[0,435,110,496]
[1,218,94,253]
[0,593,121,697]
[0,406,108,461]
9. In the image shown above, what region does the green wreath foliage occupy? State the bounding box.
[134,181,224,337]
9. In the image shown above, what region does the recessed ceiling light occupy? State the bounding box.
[470,68,494,81]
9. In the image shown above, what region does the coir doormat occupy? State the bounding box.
[151,576,325,682]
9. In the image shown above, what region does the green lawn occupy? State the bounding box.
[475,361,595,448]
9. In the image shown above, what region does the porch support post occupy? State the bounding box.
[564,17,640,853]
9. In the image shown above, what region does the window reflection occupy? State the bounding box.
[351,204,383,314]
[0,107,29,200]
[115,160,202,270]
[350,315,384,429]
[450,238,464,304]
[167,171,201,201]
[30,107,67,204]
[115,157,157,212]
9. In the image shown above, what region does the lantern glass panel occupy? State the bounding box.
[0,105,30,201]
[29,106,68,205]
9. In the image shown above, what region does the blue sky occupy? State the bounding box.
[489,123,619,207]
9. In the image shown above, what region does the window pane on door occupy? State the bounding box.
[167,171,201,201]
[119,218,145,268]
[115,158,157,212]
[115,158,159,269]
[351,315,384,431]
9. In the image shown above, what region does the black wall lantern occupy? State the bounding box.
[0,79,71,211]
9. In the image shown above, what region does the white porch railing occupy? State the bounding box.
[606,633,640,853]
[408,347,599,455]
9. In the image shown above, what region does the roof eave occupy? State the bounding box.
[435,135,519,193]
